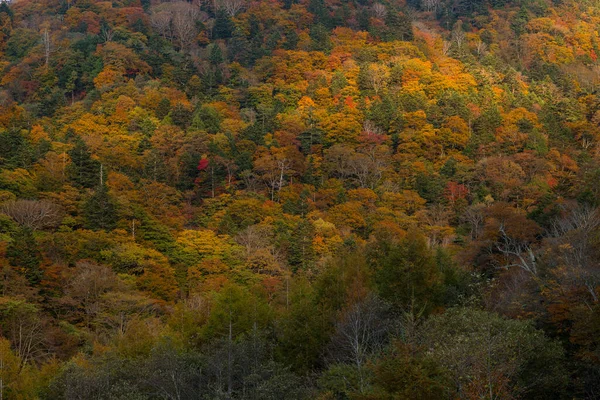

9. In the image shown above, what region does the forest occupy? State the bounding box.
[0,0,600,398]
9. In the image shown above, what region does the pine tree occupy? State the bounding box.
[171,103,192,129]
[213,9,234,39]
[382,9,414,42]
[0,129,34,169]
[209,44,224,65]
[288,220,315,271]
[283,29,299,50]
[68,138,101,188]
[155,98,171,120]
[6,227,42,285]
[309,24,332,52]
[308,0,331,27]
[83,184,118,231]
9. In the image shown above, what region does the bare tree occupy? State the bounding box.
[350,152,386,189]
[421,0,441,12]
[366,63,390,95]
[462,203,486,240]
[151,2,208,52]
[67,261,117,302]
[1,199,62,231]
[442,40,452,56]
[475,40,488,57]
[99,25,114,43]
[451,21,466,55]
[550,204,600,301]
[236,225,275,256]
[328,295,391,393]
[66,261,118,329]
[0,299,46,367]
[495,222,538,276]
[363,120,384,137]
[218,0,245,17]
[324,145,354,181]
[150,10,175,43]
[552,204,600,236]
[482,204,542,276]
[372,3,387,19]
[214,155,238,188]
[420,204,454,247]
[254,148,300,200]
[41,27,52,66]
[239,170,261,193]
[325,144,389,190]
[171,2,201,51]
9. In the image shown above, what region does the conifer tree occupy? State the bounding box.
[6,227,42,285]
[83,184,118,231]
[68,138,101,188]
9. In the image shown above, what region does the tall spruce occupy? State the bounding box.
[83,184,118,231]
[6,227,42,285]
[68,138,101,188]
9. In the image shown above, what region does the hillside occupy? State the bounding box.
[0,0,600,398]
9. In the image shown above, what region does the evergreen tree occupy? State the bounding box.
[308,0,331,27]
[227,32,251,65]
[382,9,413,41]
[357,8,370,31]
[373,232,443,312]
[511,7,529,36]
[283,28,299,50]
[0,2,13,20]
[6,227,42,285]
[309,24,332,52]
[209,43,224,65]
[0,128,33,169]
[155,98,171,120]
[288,219,315,271]
[283,0,296,10]
[140,0,151,11]
[83,184,118,231]
[68,138,101,188]
[133,207,177,256]
[213,9,234,39]
[171,103,192,129]
[466,105,502,154]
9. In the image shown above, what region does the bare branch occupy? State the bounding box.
[2,200,62,231]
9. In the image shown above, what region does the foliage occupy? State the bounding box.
[0,0,597,395]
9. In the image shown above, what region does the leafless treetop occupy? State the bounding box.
[2,199,63,230]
